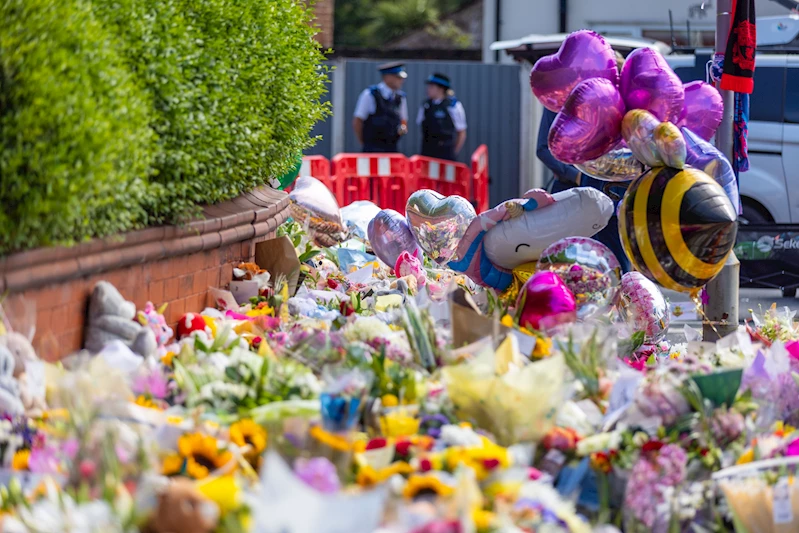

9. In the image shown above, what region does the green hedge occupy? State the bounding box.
[0,0,329,254]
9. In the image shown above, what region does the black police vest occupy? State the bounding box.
[363,86,402,148]
[421,98,456,160]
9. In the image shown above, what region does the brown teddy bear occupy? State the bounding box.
[141,478,219,533]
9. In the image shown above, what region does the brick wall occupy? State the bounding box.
[1,187,289,361]
[309,0,334,48]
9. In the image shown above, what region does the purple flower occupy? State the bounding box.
[293,457,341,493]
[132,368,169,399]
[28,445,61,474]
[624,444,686,528]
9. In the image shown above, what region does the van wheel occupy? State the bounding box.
[783,287,797,299]
[740,201,773,225]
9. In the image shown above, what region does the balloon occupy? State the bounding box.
[622,109,664,167]
[653,121,686,169]
[576,142,645,182]
[616,271,670,344]
[342,201,382,241]
[406,190,476,264]
[289,176,345,247]
[517,271,577,331]
[530,30,619,113]
[619,47,684,122]
[677,81,724,141]
[536,237,622,319]
[618,167,738,294]
[682,127,741,213]
[449,188,614,292]
[271,152,302,190]
[367,209,423,267]
[548,78,626,164]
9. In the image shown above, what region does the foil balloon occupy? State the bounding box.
[289,176,345,247]
[575,142,645,182]
[530,30,619,113]
[449,188,614,292]
[367,209,423,267]
[406,190,476,264]
[619,47,684,123]
[682,127,741,213]
[536,237,622,319]
[342,201,381,241]
[272,152,303,190]
[621,109,664,168]
[548,78,626,164]
[517,271,577,331]
[618,166,738,294]
[677,81,724,141]
[653,121,686,169]
[617,271,670,344]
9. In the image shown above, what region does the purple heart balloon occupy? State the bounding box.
[530,30,619,113]
[548,78,626,164]
[677,81,723,141]
[619,48,684,122]
[367,209,423,267]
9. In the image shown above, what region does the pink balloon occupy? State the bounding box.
[548,78,626,164]
[677,81,723,141]
[516,271,577,331]
[619,48,684,122]
[530,30,619,113]
[368,209,423,267]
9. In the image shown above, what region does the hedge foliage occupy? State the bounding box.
[0,0,329,253]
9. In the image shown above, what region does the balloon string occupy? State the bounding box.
[691,295,721,337]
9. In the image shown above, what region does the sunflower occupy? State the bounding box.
[309,426,352,452]
[230,420,267,470]
[11,449,29,471]
[402,474,454,500]
[162,433,234,480]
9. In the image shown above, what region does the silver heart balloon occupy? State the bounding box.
[406,190,476,264]
[576,144,645,183]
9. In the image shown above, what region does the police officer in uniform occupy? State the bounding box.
[353,62,409,153]
[416,73,467,161]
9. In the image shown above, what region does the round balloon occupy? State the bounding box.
[406,190,476,264]
[618,167,738,294]
[653,121,686,169]
[677,81,723,141]
[517,271,577,331]
[530,30,620,113]
[536,237,622,319]
[682,127,741,213]
[619,48,684,123]
[617,271,670,344]
[342,201,382,241]
[289,176,345,247]
[576,142,646,182]
[367,209,423,267]
[548,78,626,164]
[621,109,664,168]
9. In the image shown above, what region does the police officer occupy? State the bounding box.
[416,73,467,161]
[536,51,631,273]
[353,62,409,153]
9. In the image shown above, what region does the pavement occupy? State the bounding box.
[662,287,796,342]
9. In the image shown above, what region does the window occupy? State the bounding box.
[749,67,785,123]
[785,68,799,124]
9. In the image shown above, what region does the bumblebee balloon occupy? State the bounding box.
[618,167,737,294]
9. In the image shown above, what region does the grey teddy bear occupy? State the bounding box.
[84,281,157,358]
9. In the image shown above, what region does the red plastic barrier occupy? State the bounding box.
[409,156,471,203]
[471,145,489,212]
[331,153,411,211]
[285,155,332,193]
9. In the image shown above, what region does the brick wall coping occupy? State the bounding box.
[0,187,290,294]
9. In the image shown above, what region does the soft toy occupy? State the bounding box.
[448,188,613,292]
[140,478,219,533]
[176,313,209,340]
[137,303,174,357]
[84,281,157,357]
[0,332,47,415]
[394,250,426,288]
[0,346,24,416]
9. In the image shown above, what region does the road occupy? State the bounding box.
[662,287,796,342]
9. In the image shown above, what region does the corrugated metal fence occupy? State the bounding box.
[305,59,523,206]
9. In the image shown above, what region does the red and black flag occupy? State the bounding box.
[721,0,756,94]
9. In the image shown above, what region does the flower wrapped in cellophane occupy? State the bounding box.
[441,334,565,446]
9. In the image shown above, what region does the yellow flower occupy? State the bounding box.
[403,474,454,499]
[309,426,352,452]
[197,475,240,515]
[378,461,415,479]
[736,448,755,465]
[229,420,267,455]
[472,509,496,531]
[500,315,515,328]
[245,306,274,318]
[381,394,399,408]
[134,395,162,410]
[12,449,29,471]
[532,336,552,358]
[483,481,522,501]
[162,454,184,476]
[203,316,218,339]
[379,411,420,438]
[161,351,176,367]
[175,433,234,480]
[357,466,380,487]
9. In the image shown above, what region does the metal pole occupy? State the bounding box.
[704,0,740,341]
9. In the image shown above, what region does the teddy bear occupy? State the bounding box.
[84,281,157,358]
[137,303,174,358]
[140,478,219,533]
[0,332,47,416]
